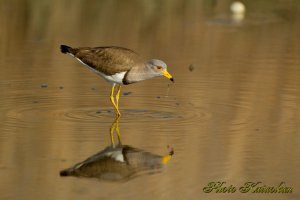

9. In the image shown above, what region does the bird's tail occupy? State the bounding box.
[60,45,72,54]
[59,168,73,176]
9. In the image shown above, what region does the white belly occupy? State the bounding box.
[98,71,126,84]
[73,56,126,84]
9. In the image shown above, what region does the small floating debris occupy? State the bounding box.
[164,84,172,97]
[59,86,64,89]
[188,64,195,72]
[32,100,39,103]
[91,87,96,91]
[156,96,161,99]
[96,110,101,114]
[230,1,246,15]
[123,91,132,96]
[230,1,246,23]
[40,83,48,88]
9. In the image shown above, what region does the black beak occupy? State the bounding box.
[170,77,174,82]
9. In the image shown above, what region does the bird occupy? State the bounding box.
[60,45,174,117]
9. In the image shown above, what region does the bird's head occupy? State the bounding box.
[147,59,174,82]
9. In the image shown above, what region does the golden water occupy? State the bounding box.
[1,0,300,199]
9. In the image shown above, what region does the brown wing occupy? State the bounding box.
[70,46,143,75]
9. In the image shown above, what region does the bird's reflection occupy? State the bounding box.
[60,116,174,182]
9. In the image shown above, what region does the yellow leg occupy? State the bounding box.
[116,85,121,108]
[110,85,121,116]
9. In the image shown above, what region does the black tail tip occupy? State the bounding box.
[60,45,71,54]
[59,169,70,176]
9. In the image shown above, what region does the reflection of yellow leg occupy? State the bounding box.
[110,116,121,146]
[115,117,121,144]
[110,85,121,116]
[110,119,116,146]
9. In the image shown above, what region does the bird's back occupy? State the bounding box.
[61,45,144,75]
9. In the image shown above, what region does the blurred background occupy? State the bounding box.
[1,0,300,200]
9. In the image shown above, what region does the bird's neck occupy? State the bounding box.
[124,64,155,84]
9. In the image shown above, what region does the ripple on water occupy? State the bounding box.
[1,93,212,132]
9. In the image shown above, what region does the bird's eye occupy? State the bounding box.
[156,66,162,70]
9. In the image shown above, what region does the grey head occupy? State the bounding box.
[145,59,174,82]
